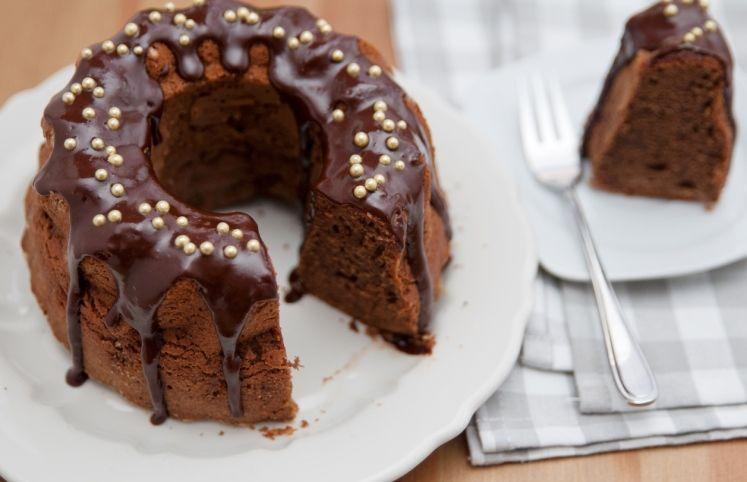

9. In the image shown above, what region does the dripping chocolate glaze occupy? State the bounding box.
[34,0,450,423]
[582,0,734,155]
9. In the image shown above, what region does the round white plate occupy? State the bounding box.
[463,40,747,282]
[0,68,536,482]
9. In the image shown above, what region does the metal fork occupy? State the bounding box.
[518,75,658,406]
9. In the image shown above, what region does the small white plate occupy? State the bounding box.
[0,68,536,482]
[463,40,747,282]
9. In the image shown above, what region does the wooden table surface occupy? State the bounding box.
[2,1,746,481]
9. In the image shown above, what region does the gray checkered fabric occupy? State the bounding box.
[392,0,747,465]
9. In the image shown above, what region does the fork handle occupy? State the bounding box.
[564,188,658,406]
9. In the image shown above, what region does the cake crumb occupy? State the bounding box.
[300,419,309,428]
[348,318,359,332]
[290,356,302,370]
[219,430,225,436]
[260,425,295,440]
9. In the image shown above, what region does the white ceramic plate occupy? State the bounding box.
[463,40,747,282]
[0,68,536,482]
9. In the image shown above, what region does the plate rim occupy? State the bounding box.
[0,68,537,482]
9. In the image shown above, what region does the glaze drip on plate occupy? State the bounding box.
[34,0,449,423]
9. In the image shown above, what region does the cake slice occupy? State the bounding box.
[582,0,735,205]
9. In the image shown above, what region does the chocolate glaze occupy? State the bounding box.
[582,0,734,155]
[284,268,305,303]
[33,0,449,423]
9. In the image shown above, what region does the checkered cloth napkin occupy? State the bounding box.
[392,0,747,465]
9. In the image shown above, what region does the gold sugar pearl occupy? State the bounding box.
[246,239,261,252]
[81,77,96,91]
[93,87,105,98]
[216,222,230,234]
[299,30,314,44]
[273,26,286,38]
[62,92,75,105]
[108,154,124,166]
[692,26,704,37]
[81,48,93,59]
[288,37,300,49]
[199,241,214,255]
[174,234,190,248]
[349,154,362,164]
[349,163,364,177]
[224,245,238,259]
[107,118,121,130]
[331,49,344,62]
[152,216,165,229]
[165,2,176,12]
[373,110,386,123]
[149,11,162,23]
[237,7,250,19]
[382,119,395,132]
[102,40,115,53]
[705,19,718,31]
[82,107,96,120]
[185,19,196,29]
[108,107,121,118]
[700,0,709,7]
[319,22,332,34]
[176,216,188,227]
[107,209,122,223]
[183,242,197,255]
[354,132,369,147]
[386,136,400,150]
[365,178,378,192]
[179,34,191,46]
[173,13,186,25]
[70,83,83,95]
[138,202,152,215]
[368,65,383,77]
[110,183,125,197]
[346,63,361,77]
[105,145,117,155]
[94,169,108,181]
[155,200,170,213]
[664,4,678,16]
[116,44,129,56]
[332,109,345,122]
[92,214,106,227]
[63,138,77,150]
[124,22,139,36]
[681,0,693,3]
[91,137,105,150]
[373,100,387,112]
[231,228,244,240]
[246,11,260,25]
[684,32,696,43]
[397,120,408,130]
[374,173,386,185]
[224,10,238,22]
[379,154,391,165]
[394,160,406,171]
[194,0,205,5]
[353,185,367,199]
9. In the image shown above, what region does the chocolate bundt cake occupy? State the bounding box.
[583,0,735,204]
[22,0,450,425]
